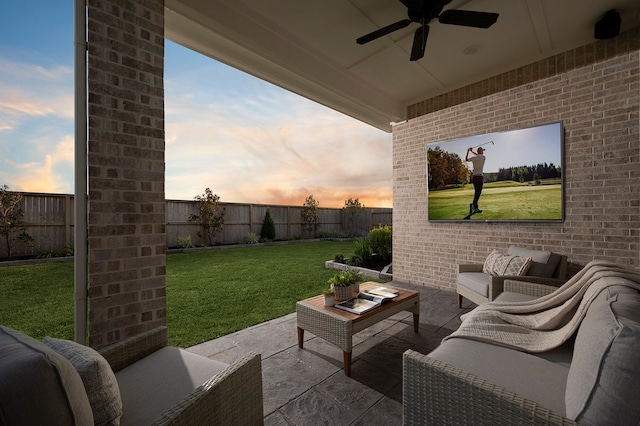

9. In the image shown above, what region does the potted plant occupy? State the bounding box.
[322,288,335,307]
[327,268,362,301]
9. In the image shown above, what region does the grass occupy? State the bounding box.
[0,241,356,348]
[428,182,562,220]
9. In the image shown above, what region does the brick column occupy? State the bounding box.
[87,0,166,348]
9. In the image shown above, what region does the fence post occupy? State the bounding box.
[65,195,72,244]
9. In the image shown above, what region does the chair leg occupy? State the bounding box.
[456,293,462,308]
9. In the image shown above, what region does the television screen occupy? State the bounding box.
[426,121,564,222]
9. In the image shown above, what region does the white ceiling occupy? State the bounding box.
[165,0,639,132]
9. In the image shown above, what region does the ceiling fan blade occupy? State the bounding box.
[438,10,499,28]
[410,24,429,61]
[357,19,412,44]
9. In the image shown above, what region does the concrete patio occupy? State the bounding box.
[187,282,475,425]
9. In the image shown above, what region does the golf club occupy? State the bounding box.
[472,140,494,149]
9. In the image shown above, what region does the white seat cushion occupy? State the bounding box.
[115,346,229,426]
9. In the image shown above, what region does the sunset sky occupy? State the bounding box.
[0,2,392,208]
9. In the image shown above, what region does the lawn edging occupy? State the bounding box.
[324,260,392,282]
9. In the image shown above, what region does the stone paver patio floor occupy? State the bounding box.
[187,282,475,425]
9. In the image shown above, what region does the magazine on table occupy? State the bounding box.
[334,296,380,314]
[334,287,399,314]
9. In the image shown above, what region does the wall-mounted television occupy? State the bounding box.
[426,121,564,222]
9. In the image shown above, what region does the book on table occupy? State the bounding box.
[334,287,399,315]
[361,286,399,300]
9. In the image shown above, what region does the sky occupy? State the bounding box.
[425,122,563,173]
[0,2,392,208]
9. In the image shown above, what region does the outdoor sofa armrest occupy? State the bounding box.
[402,350,576,426]
[151,351,264,426]
[487,276,566,300]
[503,279,562,298]
[99,326,169,372]
[458,264,484,273]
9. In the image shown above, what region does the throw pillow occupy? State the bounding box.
[482,250,503,275]
[44,337,122,426]
[483,250,532,276]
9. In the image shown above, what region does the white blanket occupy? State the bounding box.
[443,260,640,352]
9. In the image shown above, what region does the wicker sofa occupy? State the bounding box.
[0,325,263,425]
[403,278,640,425]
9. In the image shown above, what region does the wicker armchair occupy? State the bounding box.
[99,327,263,426]
[456,246,567,307]
[403,350,577,425]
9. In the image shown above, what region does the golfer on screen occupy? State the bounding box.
[465,147,486,214]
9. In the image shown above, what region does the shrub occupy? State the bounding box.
[349,237,372,266]
[318,230,348,238]
[36,250,60,259]
[63,241,74,256]
[333,253,345,263]
[260,208,276,241]
[0,185,33,258]
[176,236,193,249]
[243,232,260,244]
[368,225,392,262]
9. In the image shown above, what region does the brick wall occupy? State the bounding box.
[393,28,639,290]
[87,0,166,348]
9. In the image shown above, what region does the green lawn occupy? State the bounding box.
[428,182,562,220]
[0,241,355,348]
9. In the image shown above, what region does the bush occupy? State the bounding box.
[243,232,260,244]
[368,225,392,262]
[260,208,276,241]
[176,236,193,249]
[348,237,372,266]
[318,230,348,238]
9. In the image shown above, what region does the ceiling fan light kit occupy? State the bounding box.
[356,0,499,61]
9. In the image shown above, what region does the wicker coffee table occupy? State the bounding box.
[296,282,420,376]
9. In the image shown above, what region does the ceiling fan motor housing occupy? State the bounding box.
[594,9,621,39]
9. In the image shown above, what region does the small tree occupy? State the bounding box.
[188,188,225,246]
[0,185,33,258]
[260,208,276,241]
[300,195,319,238]
[343,197,365,237]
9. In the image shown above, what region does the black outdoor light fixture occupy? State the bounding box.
[594,9,621,40]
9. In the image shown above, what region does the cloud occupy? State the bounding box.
[0,58,73,129]
[3,135,74,193]
[164,85,392,207]
[164,55,393,207]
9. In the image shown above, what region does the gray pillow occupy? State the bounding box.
[565,285,640,424]
[44,337,123,426]
[0,325,94,425]
[508,245,558,277]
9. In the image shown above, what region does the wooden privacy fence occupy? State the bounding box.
[1,192,392,258]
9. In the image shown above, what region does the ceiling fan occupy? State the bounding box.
[356,0,499,61]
